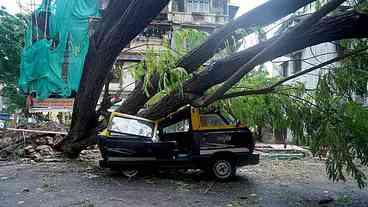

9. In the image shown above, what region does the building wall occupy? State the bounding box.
[273,42,338,90]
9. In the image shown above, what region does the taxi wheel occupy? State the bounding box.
[211,159,236,180]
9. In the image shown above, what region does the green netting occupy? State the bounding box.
[19,0,100,100]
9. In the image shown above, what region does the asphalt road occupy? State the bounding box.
[0,158,367,207]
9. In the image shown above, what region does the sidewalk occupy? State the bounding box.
[255,143,313,160]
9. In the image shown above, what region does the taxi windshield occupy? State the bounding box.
[109,116,155,138]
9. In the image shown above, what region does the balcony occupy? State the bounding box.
[169,12,228,27]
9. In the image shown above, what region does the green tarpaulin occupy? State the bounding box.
[19,0,100,100]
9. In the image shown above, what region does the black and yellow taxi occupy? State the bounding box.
[97,106,259,180]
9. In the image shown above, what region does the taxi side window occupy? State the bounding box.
[163,119,190,134]
[200,114,226,127]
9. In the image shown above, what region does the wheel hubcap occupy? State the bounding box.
[214,160,231,178]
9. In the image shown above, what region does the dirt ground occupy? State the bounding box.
[0,158,367,207]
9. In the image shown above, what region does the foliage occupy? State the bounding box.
[218,70,308,140]
[215,39,368,188]
[0,9,26,113]
[130,29,208,100]
[309,40,368,188]
[173,28,208,53]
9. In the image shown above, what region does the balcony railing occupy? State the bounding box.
[169,12,228,26]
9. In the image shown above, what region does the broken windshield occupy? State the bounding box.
[109,116,155,138]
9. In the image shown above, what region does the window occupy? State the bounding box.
[173,0,185,12]
[163,119,190,134]
[111,66,121,84]
[109,116,155,138]
[212,0,227,15]
[281,61,289,77]
[186,0,210,13]
[200,114,226,127]
[292,52,302,74]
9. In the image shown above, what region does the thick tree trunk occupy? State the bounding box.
[117,0,317,114]
[59,0,170,157]
[138,11,368,120]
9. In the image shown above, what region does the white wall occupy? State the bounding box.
[273,42,337,90]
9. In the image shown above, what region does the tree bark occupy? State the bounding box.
[59,0,170,157]
[118,76,160,115]
[138,11,368,120]
[117,0,317,114]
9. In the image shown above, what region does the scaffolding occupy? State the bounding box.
[18,0,100,100]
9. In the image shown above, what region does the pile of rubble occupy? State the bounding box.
[0,122,66,162]
[22,137,63,162]
[0,122,103,163]
[80,147,102,162]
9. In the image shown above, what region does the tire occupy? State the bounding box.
[211,159,236,180]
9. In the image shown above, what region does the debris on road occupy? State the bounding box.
[255,144,313,160]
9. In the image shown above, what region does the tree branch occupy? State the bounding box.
[219,46,368,100]
[139,11,368,120]
[271,51,338,63]
[196,0,347,107]
[178,0,318,73]
[117,0,318,114]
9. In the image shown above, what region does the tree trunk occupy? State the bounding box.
[59,0,170,158]
[255,126,263,142]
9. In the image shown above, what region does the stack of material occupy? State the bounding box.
[0,122,67,162]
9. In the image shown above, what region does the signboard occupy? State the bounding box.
[27,97,74,113]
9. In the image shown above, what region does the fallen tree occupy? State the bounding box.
[117,0,318,115]
[138,10,368,119]
[58,0,368,161]
[61,0,323,156]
